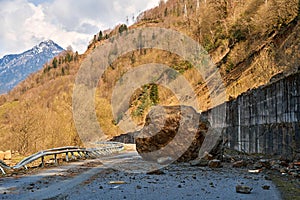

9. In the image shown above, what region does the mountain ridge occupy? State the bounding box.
[0,40,64,94]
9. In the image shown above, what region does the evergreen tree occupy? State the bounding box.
[52,58,58,68]
[98,31,103,41]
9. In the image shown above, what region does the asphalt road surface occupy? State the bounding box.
[0,151,282,200]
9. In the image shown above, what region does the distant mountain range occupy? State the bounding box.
[0,40,64,94]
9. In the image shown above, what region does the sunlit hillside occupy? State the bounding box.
[0,0,299,155]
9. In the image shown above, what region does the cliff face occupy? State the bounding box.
[0,0,299,154]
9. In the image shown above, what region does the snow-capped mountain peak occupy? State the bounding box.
[0,40,64,94]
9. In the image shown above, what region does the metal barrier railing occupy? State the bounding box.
[0,142,124,175]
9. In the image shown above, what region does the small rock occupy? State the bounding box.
[178,185,182,188]
[262,185,270,190]
[208,160,222,168]
[190,158,208,167]
[259,159,271,169]
[109,181,127,184]
[202,151,214,161]
[233,160,247,168]
[280,168,287,173]
[236,185,252,194]
[248,169,261,174]
[136,185,142,189]
[99,186,103,189]
[280,161,289,167]
[27,186,34,190]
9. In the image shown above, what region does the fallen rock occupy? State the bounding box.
[136,185,142,189]
[208,159,222,168]
[136,106,208,162]
[233,160,247,168]
[259,159,271,169]
[248,169,261,174]
[236,185,252,194]
[197,129,223,160]
[109,181,127,184]
[262,185,270,190]
[202,151,214,161]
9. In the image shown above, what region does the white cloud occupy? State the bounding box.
[0,0,160,57]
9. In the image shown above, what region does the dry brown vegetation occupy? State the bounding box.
[0,0,299,155]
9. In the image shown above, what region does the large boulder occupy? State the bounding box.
[135,105,209,163]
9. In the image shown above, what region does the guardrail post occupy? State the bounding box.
[54,154,57,165]
[0,166,5,175]
[65,152,69,162]
[77,151,82,158]
[71,152,76,160]
[41,156,44,168]
[84,151,88,158]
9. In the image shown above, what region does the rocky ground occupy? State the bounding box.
[1,150,298,200]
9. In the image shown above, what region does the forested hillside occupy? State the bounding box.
[0,0,299,154]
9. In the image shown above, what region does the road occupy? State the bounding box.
[0,151,282,200]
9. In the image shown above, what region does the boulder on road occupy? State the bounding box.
[135,105,209,163]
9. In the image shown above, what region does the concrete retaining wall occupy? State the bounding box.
[205,72,300,157]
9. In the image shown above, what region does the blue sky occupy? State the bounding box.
[0,0,160,57]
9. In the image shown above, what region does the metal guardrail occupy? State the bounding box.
[0,142,124,175]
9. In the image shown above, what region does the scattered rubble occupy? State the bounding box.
[222,149,300,178]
